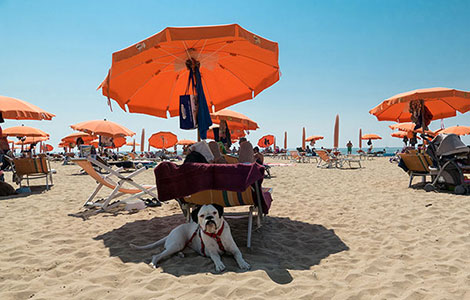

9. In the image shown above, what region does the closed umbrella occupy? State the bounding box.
[284,131,287,150]
[333,115,339,149]
[359,128,362,149]
[140,129,145,152]
[302,127,306,150]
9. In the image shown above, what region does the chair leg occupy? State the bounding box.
[409,174,414,187]
[84,183,104,207]
[102,183,124,209]
[247,206,253,248]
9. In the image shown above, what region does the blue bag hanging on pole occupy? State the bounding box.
[179,68,198,130]
[179,94,198,130]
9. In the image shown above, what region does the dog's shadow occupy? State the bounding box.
[93,214,349,284]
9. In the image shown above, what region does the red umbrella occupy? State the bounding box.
[148,132,178,149]
[257,135,275,148]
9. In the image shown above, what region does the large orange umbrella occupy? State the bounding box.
[113,136,127,148]
[284,131,287,150]
[333,115,339,149]
[370,87,470,122]
[305,135,324,142]
[70,119,135,137]
[2,126,49,137]
[126,141,140,146]
[302,127,306,150]
[0,95,55,120]
[177,139,197,146]
[61,132,97,144]
[211,109,258,130]
[99,24,279,118]
[206,126,246,140]
[361,134,382,140]
[389,122,435,135]
[440,125,470,136]
[42,144,54,152]
[15,136,49,144]
[149,132,178,149]
[257,135,274,148]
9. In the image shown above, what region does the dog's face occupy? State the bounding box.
[192,204,224,234]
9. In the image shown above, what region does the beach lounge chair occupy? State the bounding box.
[11,154,53,189]
[398,152,434,187]
[315,150,338,168]
[73,157,159,210]
[154,162,272,248]
[289,150,303,163]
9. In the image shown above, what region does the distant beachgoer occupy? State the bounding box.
[346,141,353,154]
[253,146,264,165]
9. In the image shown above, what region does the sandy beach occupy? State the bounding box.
[1,157,469,300]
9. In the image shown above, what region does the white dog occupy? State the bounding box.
[130,204,251,273]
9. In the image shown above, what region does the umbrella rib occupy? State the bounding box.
[217,50,278,68]
[439,98,458,111]
[218,63,253,91]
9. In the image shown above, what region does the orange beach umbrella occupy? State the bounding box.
[126,141,140,146]
[61,132,97,144]
[15,136,49,144]
[305,135,324,142]
[2,126,49,137]
[211,109,258,130]
[149,132,178,149]
[257,135,274,148]
[206,127,246,140]
[0,95,55,120]
[71,119,135,137]
[389,122,435,135]
[177,139,197,146]
[439,125,470,136]
[370,87,470,122]
[99,24,280,118]
[361,134,382,140]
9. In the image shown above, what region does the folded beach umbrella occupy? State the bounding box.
[0,95,55,120]
[70,119,135,137]
[359,129,362,149]
[140,129,145,153]
[148,132,178,149]
[257,134,274,148]
[361,134,382,140]
[211,109,259,130]
[333,115,339,149]
[99,24,279,119]
[302,127,306,150]
[439,125,470,136]
[3,125,49,137]
[284,131,287,150]
[370,87,470,122]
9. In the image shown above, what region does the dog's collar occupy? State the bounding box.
[200,221,225,256]
[183,222,226,257]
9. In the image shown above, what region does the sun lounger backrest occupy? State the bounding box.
[399,153,432,172]
[315,150,331,162]
[13,157,49,177]
[73,159,141,194]
[184,188,254,206]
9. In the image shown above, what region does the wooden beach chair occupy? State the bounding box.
[73,157,159,210]
[398,152,434,187]
[11,155,53,189]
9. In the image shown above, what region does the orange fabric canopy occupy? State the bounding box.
[391,131,421,139]
[61,132,97,144]
[125,141,140,146]
[370,87,470,122]
[440,125,470,136]
[70,119,135,137]
[113,136,127,148]
[15,136,49,144]
[177,139,197,146]
[305,135,324,142]
[0,95,55,120]
[211,109,258,130]
[148,132,178,149]
[207,127,246,140]
[361,134,382,140]
[42,144,54,152]
[389,122,434,135]
[99,24,280,118]
[257,135,274,148]
[2,126,49,137]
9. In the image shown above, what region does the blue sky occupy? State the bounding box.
[1,0,469,150]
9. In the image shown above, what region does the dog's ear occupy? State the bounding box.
[191,206,201,223]
[212,204,224,217]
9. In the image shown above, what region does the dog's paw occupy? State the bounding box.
[215,262,226,273]
[149,262,158,269]
[238,260,251,271]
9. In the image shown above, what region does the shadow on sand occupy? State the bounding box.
[94,214,349,284]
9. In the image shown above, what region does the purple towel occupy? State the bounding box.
[154,162,265,201]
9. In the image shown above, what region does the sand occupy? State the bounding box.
[1,157,469,300]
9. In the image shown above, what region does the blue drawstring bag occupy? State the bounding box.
[179,94,198,130]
